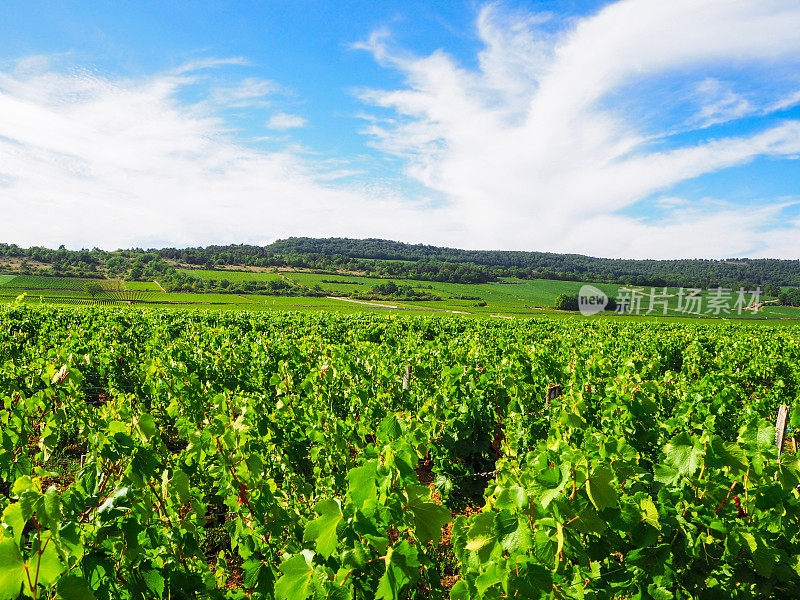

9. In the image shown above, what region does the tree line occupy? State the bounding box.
[2,238,800,289]
[265,238,800,288]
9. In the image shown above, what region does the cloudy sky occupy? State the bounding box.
[2,0,800,259]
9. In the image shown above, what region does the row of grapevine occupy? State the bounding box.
[1,304,800,599]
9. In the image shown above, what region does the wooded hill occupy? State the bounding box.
[2,237,800,290]
[162,237,800,289]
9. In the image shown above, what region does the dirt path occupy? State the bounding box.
[742,298,778,313]
[326,296,471,314]
[153,280,166,292]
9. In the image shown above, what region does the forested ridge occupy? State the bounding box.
[2,237,800,289]
[261,238,800,288]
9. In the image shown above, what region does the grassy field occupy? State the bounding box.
[177,268,282,282]
[0,293,390,315]
[0,275,101,290]
[759,305,800,318]
[123,280,162,291]
[281,272,795,319]
[162,292,256,304]
[280,272,379,289]
[1,269,798,320]
[0,288,92,299]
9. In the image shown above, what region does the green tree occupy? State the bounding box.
[84,281,104,299]
[553,293,579,311]
[127,264,143,280]
[372,280,398,296]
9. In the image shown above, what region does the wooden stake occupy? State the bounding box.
[545,384,563,410]
[775,403,789,456]
[402,365,412,390]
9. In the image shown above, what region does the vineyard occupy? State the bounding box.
[2,304,800,599]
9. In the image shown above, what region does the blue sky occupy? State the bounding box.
[0,1,493,174]
[1,0,800,258]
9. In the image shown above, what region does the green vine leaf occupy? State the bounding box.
[449,580,470,600]
[738,419,775,451]
[56,573,97,600]
[275,552,316,600]
[170,469,191,504]
[376,542,420,600]
[663,433,703,477]
[586,465,618,511]
[346,461,378,511]
[25,537,64,594]
[465,512,496,564]
[303,499,343,559]
[2,503,25,548]
[56,574,97,600]
[406,485,452,545]
[0,538,24,600]
[136,413,158,441]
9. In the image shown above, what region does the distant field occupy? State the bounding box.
[0,289,89,299]
[485,280,780,319]
[284,272,381,289]
[0,268,795,320]
[760,305,800,318]
[178,269,281,282]
[184,269,768,316]
[124,281,162,291]
[0,274,133,290]
[0,275,99,290]
[161,292,254,304]
[0,289,180,303]
[260,273,791,319]
[0,292,385,315]
[256,296,380,312]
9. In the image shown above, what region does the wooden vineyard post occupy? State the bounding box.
[402,365,412,390]
[545,384,563,410]
[775,403,789,456]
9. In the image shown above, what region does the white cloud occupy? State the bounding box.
[769,89,800,112]
[4,1,800,258]
[357,0,800,257]
[170,56,250,75]
[0,59,439,249]
[266,112,307,130]
[207,77,282,108]
[691,78,753,128]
